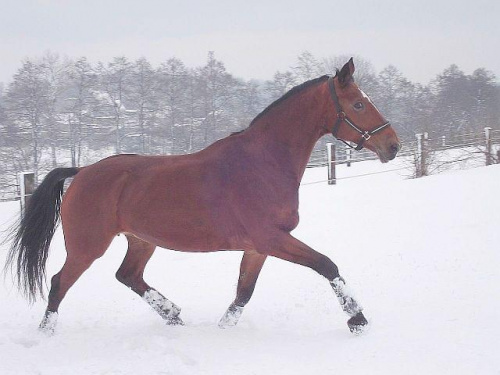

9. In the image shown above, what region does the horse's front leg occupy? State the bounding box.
[262,232,368,334]
[219,251,267,328]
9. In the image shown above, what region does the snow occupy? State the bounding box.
[1,159,499,375]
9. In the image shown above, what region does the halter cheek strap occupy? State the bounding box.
[327,76,391,151]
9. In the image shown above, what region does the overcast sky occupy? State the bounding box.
[1,0,499,85]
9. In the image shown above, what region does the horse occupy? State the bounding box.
[5,58,400,335]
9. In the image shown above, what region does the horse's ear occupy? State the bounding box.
[338,57,355,87]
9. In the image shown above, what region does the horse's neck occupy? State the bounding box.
[245,85,328,182]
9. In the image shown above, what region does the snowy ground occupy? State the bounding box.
[1,159,499,375]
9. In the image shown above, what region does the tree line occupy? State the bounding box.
[0,51,498,193]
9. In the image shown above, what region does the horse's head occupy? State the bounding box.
[327,58,401,163]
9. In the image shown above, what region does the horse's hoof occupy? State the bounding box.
[347,312,368,335]
[218,304,244,329]
[166,315,184,326]
[38,311,58,336]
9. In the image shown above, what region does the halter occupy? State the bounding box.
[327,76,391,151]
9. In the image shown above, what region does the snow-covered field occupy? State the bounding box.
[1,159,499,375]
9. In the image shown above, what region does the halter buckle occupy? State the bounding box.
[361,131,371,141]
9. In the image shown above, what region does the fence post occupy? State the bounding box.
[19,171,35,214]
[346,148,352,167]
[416,133,427,178]
[485,127,492,166]
[327,143,336,185]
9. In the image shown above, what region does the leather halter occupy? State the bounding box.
[327,76,391,151]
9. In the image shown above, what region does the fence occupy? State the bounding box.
[1,128,499,201]
[308,127,500,185]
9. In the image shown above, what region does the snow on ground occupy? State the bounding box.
[1,159,499,375]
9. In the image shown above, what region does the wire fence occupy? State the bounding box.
[304,127,500,185]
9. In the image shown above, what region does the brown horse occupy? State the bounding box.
[6,58,400,335]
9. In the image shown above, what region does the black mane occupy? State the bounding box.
[249,75,330,127]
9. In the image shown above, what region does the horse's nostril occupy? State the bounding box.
[390,143,400,154]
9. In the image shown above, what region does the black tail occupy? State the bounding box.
[4,167,80,303]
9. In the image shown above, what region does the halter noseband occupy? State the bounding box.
[327,76,391,151]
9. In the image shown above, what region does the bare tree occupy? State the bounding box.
[63,57,98,166]
[234,79,263,128]
[97,57,132,154]
[128,58,159,154]
[40,52,70,168]
[293,51,322,82]
[265,71,296,102]
[157,58,190,154]
[4,59,50,183]
[196,52,239,145]
[322,54,378,91]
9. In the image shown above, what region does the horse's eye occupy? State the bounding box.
[353,102,364,111]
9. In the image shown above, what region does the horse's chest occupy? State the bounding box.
[275,207,300,232]
[240,185,300,232]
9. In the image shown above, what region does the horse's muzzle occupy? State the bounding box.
[388,141,401,160]
[378,141,401,163]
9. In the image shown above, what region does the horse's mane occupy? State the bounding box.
[249,75,330,128]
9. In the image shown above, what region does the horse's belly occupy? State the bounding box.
[122,200,244,252]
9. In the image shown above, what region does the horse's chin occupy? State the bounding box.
[376,148,397,164]
[376,150,389,164]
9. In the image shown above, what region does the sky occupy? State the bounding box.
[0,0,499,85]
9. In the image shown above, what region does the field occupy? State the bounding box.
[1,159,499,375]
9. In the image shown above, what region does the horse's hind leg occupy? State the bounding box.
[39,238,113,334]
[116,235,183,325]
[219,251,266,328]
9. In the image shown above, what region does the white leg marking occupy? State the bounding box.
[38,311,58,336]
[218,304,244,328]
[143,289,181,322]
[330,277,363,317]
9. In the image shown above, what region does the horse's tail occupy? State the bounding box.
[4,167,80,303]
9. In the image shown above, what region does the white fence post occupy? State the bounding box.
[19,171,35,214]
[327,143,336,185]
[346,148,352,167]
[416,133,427,178]
[485,127,492,166]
